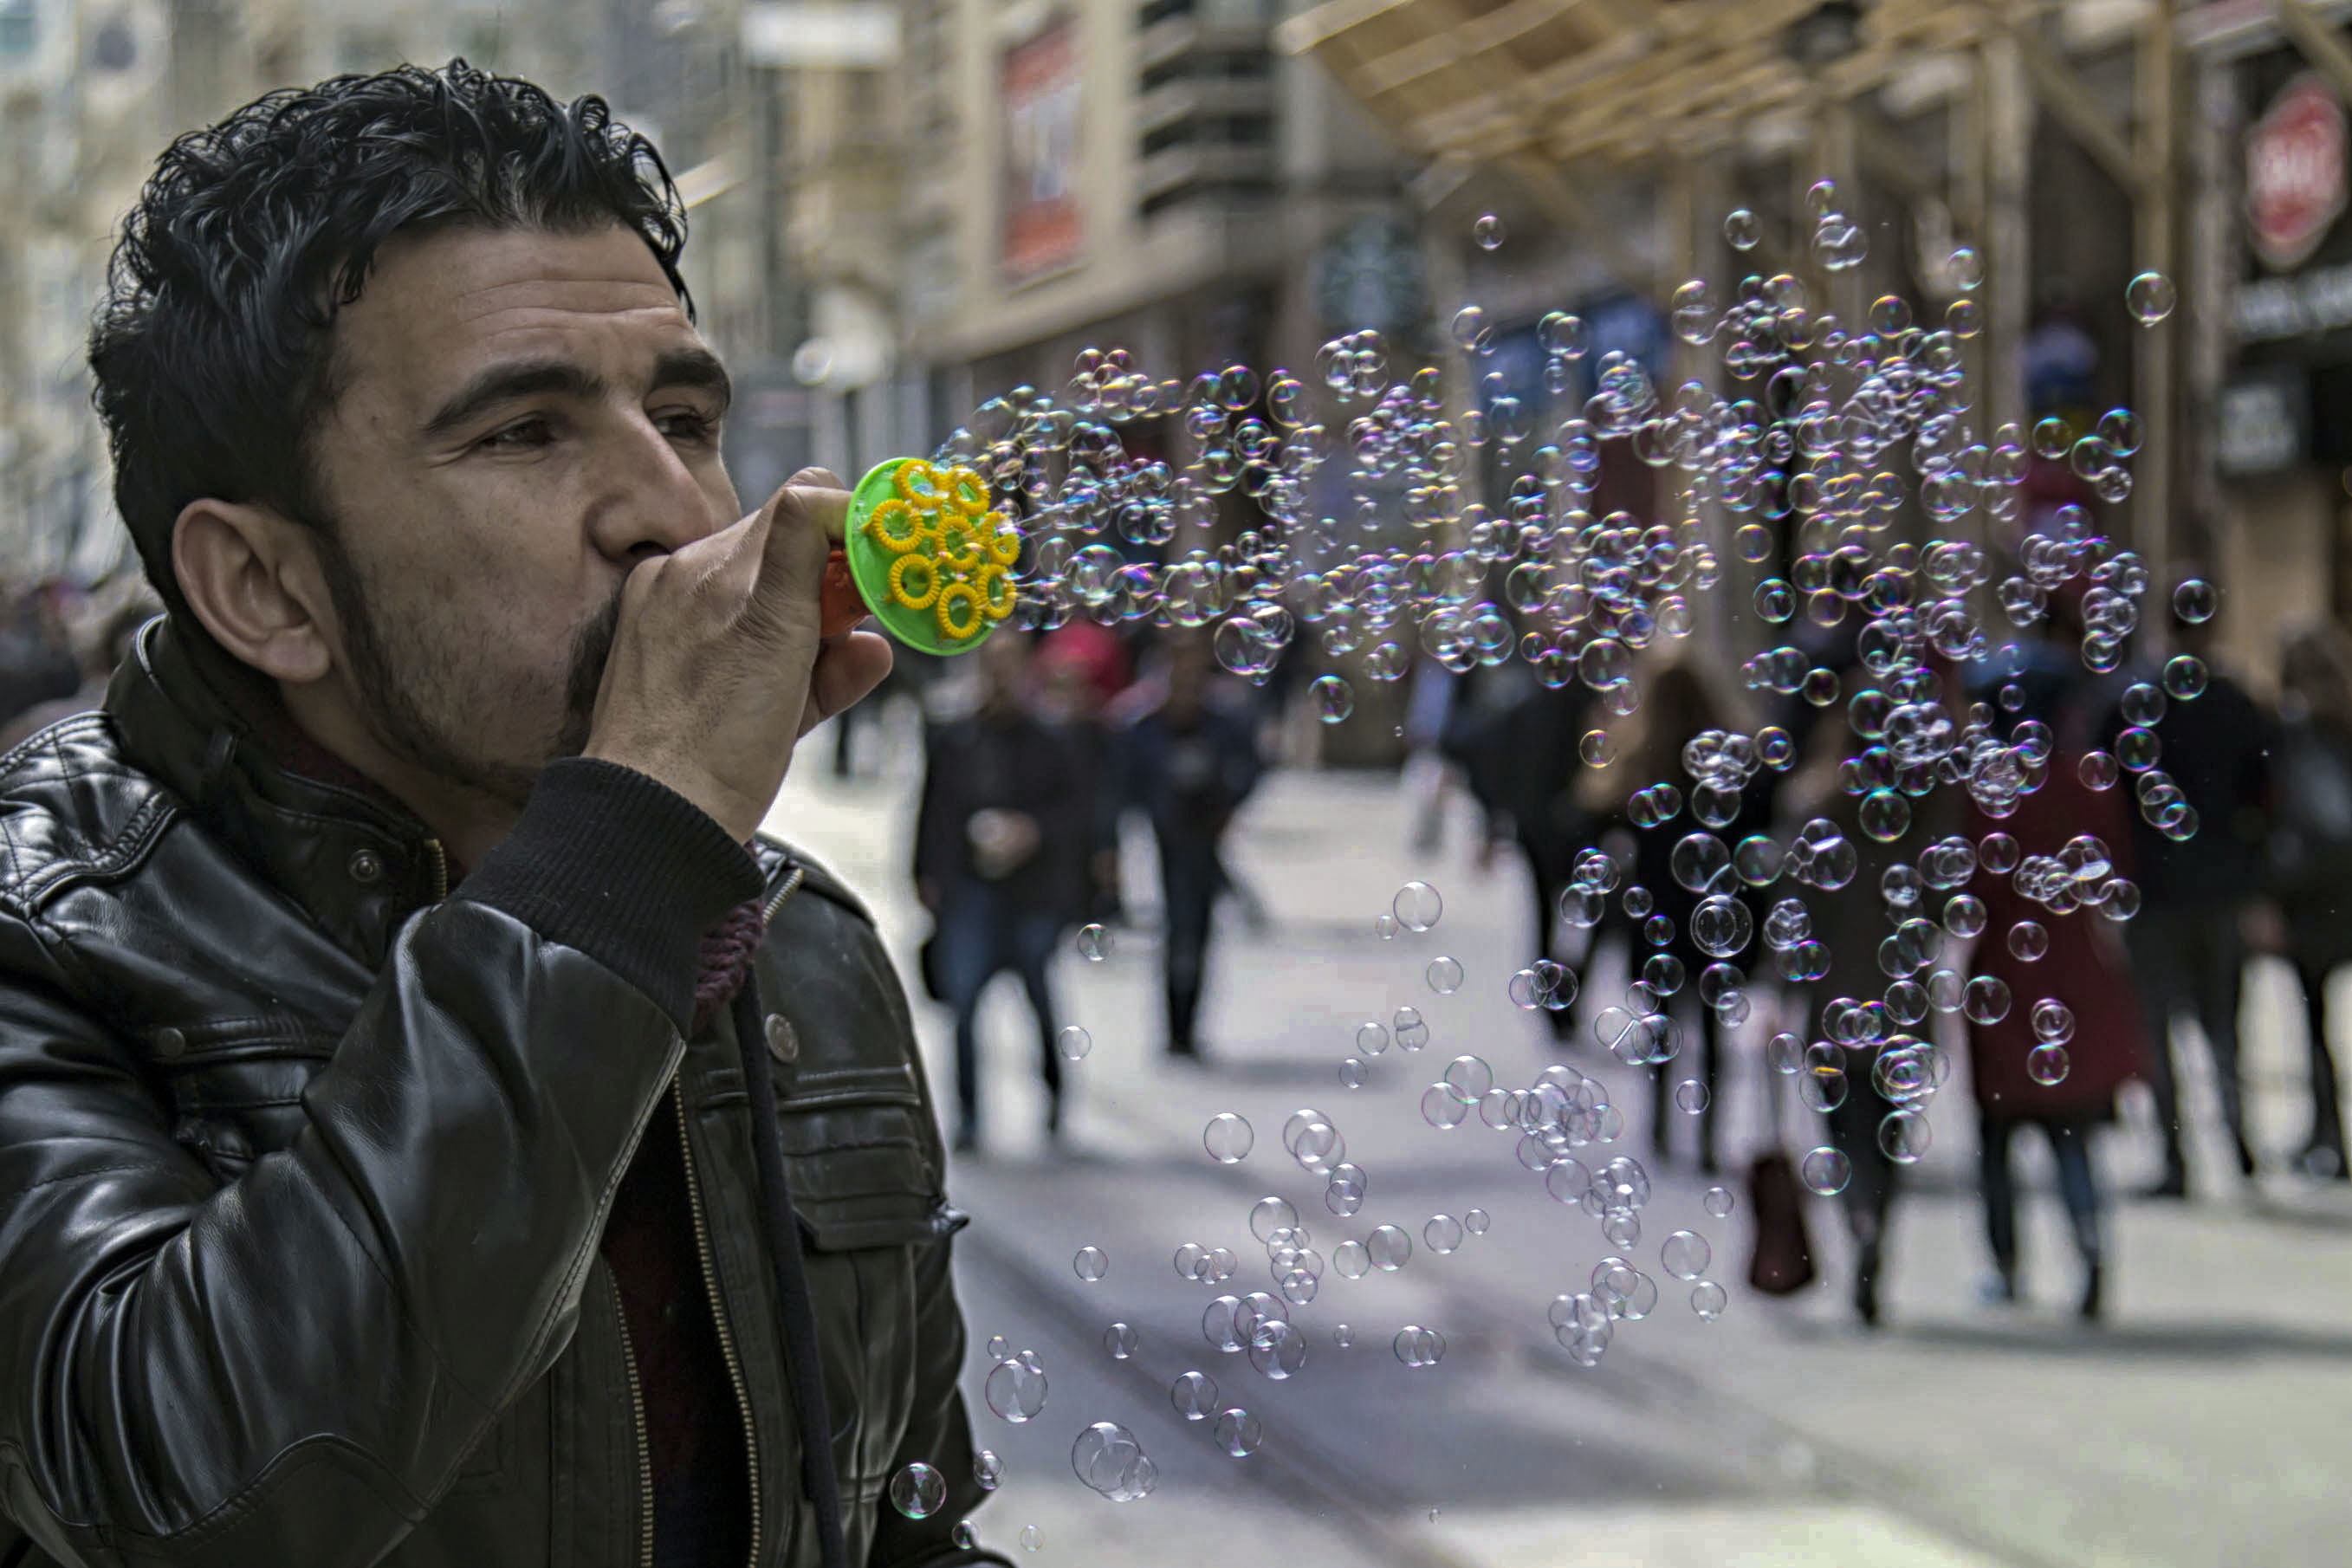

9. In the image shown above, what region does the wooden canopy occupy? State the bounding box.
[1273,0,2005,168]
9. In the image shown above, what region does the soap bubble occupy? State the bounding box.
[1423,1213,1465,1254]
[2028,1044,2070,1085]
[1724,208,1761,249]
[1473,213,1506,249]
[975,1448,1005,1490]
[1073,1246,1108,1282]
[1799,1145,1851,1195]
[1204,1112,1254,1163]
[1367,1224,1413,1271]
[1691,1280,1728,1320]
[1057,1025,1092,1060]
[2126,270,2176,324]
[1393,1325,1448,1367]
[1394,880,1443,931]
[1072,1421,1157,1500]
[1661,1230,1711,1280]
[1703,1184,1735,1218]
[1674,1079,1710,1114]
[1312,674,1355,723]
[1213,1407,1265,1457]
[983,1356,1048,1422]
[1170,1370,1217,1420]
[890,1461,947,1519]
[1020,1524,1041,1552]
[1425,956,1463,994]
[1104,1321,1137,1357]
[1076,923,1110,961]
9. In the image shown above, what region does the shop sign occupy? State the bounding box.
[1001,17,1083,282]
[2248,73,2347,272]
[2215,369,2305,475]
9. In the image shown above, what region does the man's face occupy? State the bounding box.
[301,222,737,809]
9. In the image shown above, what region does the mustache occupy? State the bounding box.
[554,587,627,759]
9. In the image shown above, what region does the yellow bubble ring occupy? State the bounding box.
[895,460,944,504]
[933,515,982,573]
[975,562,1016,620]
[866,497,930,554]
[983,515,1021,567]
[935,581,984,641]
[945,466,990,517]
[887,551,941,610]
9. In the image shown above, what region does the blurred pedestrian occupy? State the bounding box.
[1117,632,1261,1059]
[1033,623,1128,929]
[0,579,85,737]
[913,631,1090,1150]
[1781,664,1956,1327]
[2267,625,2352,1181]
[1965,636,2148,1321]
[2109,612,2274,1196]
[0,582,158,752]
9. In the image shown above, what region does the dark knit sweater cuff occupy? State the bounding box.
[457,758,765,1031]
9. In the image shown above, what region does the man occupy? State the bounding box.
[2111,611,2275,1198]
[0,62,1005,1567]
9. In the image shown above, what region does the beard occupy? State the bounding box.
[309,518,623,813]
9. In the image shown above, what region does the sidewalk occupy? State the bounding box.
[767,727,2352,1566]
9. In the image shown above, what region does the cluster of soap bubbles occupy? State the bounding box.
[918,190,2219,1514]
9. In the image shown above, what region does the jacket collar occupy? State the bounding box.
[104,614,450,963]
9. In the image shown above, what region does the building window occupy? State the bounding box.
[0,0,35,58]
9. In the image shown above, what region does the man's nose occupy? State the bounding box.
[586,409,722,558]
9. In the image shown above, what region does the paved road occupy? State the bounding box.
[768,709,2352,1566]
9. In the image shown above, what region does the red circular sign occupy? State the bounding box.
[2249,74,2348,272]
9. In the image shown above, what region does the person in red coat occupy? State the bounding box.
[1963,642,2152,1322]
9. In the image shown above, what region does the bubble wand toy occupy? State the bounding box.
[815,457,1021,652]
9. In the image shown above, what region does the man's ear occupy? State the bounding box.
[171,499,340,684]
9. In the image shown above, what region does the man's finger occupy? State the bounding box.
[798,631,894,737]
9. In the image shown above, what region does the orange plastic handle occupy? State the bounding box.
[820,548,866,638]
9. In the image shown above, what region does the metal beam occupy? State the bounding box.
[2012,24,2145,194]
[2277,0,2352,112]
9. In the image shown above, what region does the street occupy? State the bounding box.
[768,707,2352,1567]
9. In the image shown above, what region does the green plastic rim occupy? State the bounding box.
[842,457,1015,657]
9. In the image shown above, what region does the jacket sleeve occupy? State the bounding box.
[0,759,761,1568]
[865,1227,1014,1568]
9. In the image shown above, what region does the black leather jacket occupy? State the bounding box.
[0,619,1008,1567]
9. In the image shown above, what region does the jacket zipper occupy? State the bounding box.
[761,862,805,924]
[424,838,449,901]
[607,1268,655,1568]
[675,1085,764,1568]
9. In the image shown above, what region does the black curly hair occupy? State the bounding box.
[88,59,692,625]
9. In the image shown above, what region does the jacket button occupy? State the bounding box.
[155,1027,186,1059]
[347,848,386,884]
[763,1013,799,1064]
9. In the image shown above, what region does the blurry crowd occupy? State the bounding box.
[901,624,1265,1153]
[1422,588,2349,1328]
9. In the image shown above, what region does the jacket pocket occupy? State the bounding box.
[771,1073,944,1253]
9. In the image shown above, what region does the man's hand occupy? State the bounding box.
[583,468,893,843]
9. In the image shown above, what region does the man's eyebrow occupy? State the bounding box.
[651,347,732,416]
[420,357,606,442]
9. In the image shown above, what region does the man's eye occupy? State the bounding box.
[478,418,553,451]
[658,410,719,443]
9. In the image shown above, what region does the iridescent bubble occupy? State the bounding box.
[1674,1079,1710,1114]
[1464,1207,1489,1235]
[1965,974,2012,1024]
[1800,1145,1852,1196]
[1367,1224,1413,1271]
[1249,1194,1299,1241]
[1076,923,1110,961]
[1072,1421,1157,1500]
[2028,1044,2070,1085]
[1057,1024,1093,1060]
[1020,1524,1042,1552]
[1423,1213,1465,1254]
[1356,1020,1390,1054]
[2007,921,2049,962]
[1312,673,1355,723]
[1073,1246,1108,1282]
[2126,270,2176,324]
[1104,1320,1138,1357]
[1878,1108,1932,1163]
[1426,956,1464,995]
[1703,1184,1735,1218]
[1473,213,1506,249]
[1204,1112,1254,1163]
[1724,208,1761,249]
[2164,654,2208,699]
[1395,880,1443,931]
[953,1520,978,1550]
[1213,1407,1265,1458]
[983,1356,1048,1422]
[1581,729,1617,768]
[1661,1230,1711,1280]
[1338,1056,1367,1089]
[1393,1325,1448,1368]
[890,1461,948,1519]
[975,1448,1005,1490]
[1691,1280,1728,1321]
